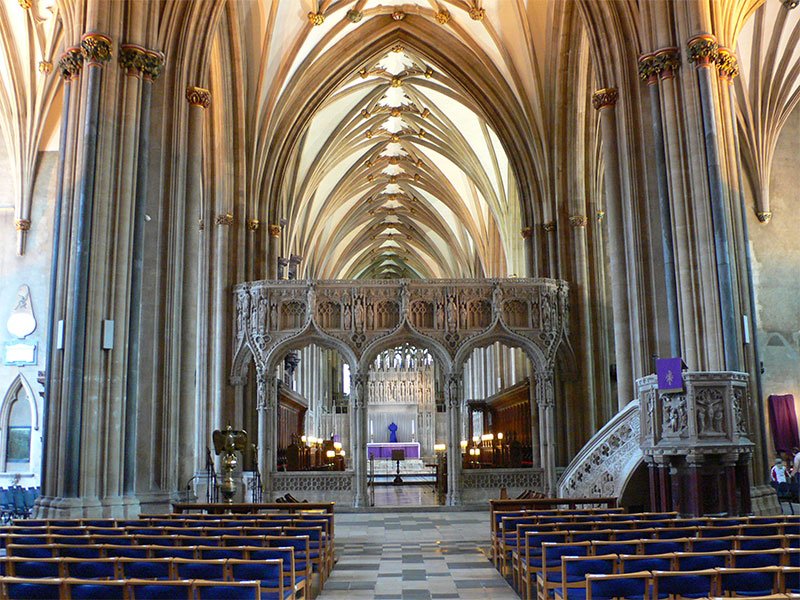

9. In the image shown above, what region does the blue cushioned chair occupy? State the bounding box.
[67,580,126,599]
[151,545,196,559]
[119,558,173,580]
[651,569,716,600]
[10,559,61,578]
[690,537,734,552]
[193,581,261,600]
[104,544,147,558]
[4,578,62,600]
[57,544,103,558]
[126,579,193,599]
[63,558,117,579]
[730,549,784,568]
[7,544,54,558]
[618,554,672,573]
[199,546,248,560]
[585,571,650,600]
[674,551,729,571]
[717,566,781,597]
[559,555,617,600]
[173,558,226,580]
[227,559,287,600]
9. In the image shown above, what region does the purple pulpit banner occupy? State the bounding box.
[656,357,683,392]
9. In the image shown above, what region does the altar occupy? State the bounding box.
[367,442,421,460]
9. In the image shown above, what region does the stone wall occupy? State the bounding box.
[747,103,800,465]
[0,147,57,488]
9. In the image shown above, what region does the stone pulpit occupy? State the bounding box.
[637,371,753,516]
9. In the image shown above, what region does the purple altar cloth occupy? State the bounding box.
[367,442,420,460]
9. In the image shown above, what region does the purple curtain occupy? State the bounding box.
[768,394,800,454]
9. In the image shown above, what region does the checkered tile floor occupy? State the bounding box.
[319,511,517,600]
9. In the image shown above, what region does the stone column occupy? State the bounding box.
[123,46,165,495]
[352,372,368,507]
[521,227,535,277]
[445,373,462,506]
[687,35,739,371]
[256,374,276,497]
[718,48,769,487]
[213,211,233,432]
[592,88,634,408]
[536,371,556,495]
[268,224,281,279]
[179,85,210,489]
[63,33,113,497]
[41,47,82,498]
[639,52,681,357]
[528,380,541,469]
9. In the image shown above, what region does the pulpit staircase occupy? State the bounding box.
[557,400,642,501]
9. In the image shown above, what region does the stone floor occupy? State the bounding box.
[371,484,440,507]
[318,510,517,600]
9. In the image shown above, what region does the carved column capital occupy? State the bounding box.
[346,9,363,22]
[142,49,166,81]
[715,47,739,81]
[542,222,555,233]
[687,34,718,68]
[435,9,451,24]
[521,226,534,239]
[119,44,147,78]
[14,218,31,231]
[592,87,618,110]
[215,213,234,226]
[81,33,113,66]
[655,47,681,79]
[307,11,325,25]
[638,53,660,85]
[269,224,281,237]
[186,86,211,109]
[781,0,799,9]
[569,215,587,228]
[756,211,772,224]
[38,61,52,74]
[247,219,260,231]
[58,47,84,81]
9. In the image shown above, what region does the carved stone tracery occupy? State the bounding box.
[232,278,568,378]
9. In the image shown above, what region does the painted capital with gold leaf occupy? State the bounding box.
[346,9,363,22]
[119,44,147,77]
[58,47,84,81]
[81,33,113,66]
[715,47,738,81]
[687,34,718,67]
[756,211,772,224]
[435,9,451,24]
[269,224,281,238]
[592,87,618,110]
[308,11,324,25]
[247,219,260,231]
[543,222,555,232]
[186,86,211,109]
[38,61,53,74]
[142,50,166,81]
[521,227,534,239]
[215,213,234,226]
[15,219,31,231]
[569,215,587,228]
[638,54,659,84]
[655,48,680,79]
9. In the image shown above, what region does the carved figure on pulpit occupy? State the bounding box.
[388,422,398,443]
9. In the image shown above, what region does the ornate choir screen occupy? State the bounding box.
[231,278,568,506]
